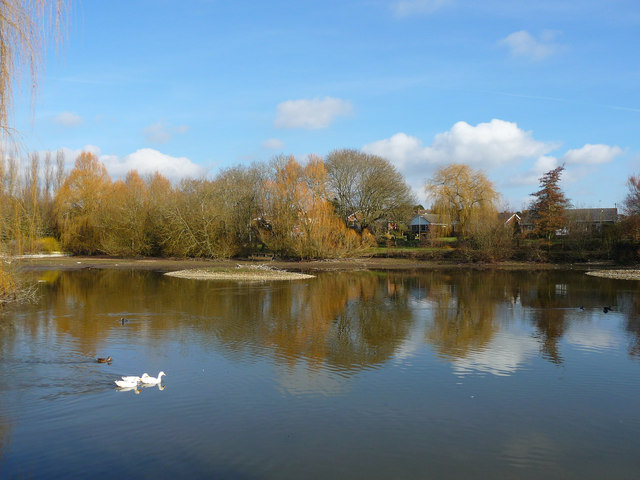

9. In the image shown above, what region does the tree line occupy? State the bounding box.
[1,149,419,259]
[3,146,640,263]
[424,163,640,262]
[2,147,640,263]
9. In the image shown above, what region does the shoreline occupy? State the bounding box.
[12,255,628,273]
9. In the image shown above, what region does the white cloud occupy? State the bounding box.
[364,119,552,171]
[561,143,623,165]
[100,148,205,181]
[499,30,564,62]
[363,119,555,203]
[261,138,285,150]
[506,155,560,187]
[40,146,204,182]
[361,133,425,170]
[53,111,83,127]
[274,97,353,129]
[392,0,451,17]
[143,121,189,144]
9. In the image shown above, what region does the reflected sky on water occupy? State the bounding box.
[1,269,640,479]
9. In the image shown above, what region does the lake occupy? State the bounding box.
[1,268,639,479]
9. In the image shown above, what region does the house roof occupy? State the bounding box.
[499,212,521,224]
[565,208,618,223]
[410,213,447,225]
[521,208,618,226]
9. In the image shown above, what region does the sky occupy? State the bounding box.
[12,0,640,210]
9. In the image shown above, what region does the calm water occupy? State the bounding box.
[1,268,640,479]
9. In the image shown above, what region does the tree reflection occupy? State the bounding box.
[0,324,14,467]
[423,271,499,359]
[10,268,640,374]
[522,273,569,364]
[621,285,640,359]
[29,269,415,373]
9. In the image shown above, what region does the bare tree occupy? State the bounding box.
[623,173,640,217]
[54,148,66,192]
[325,149,415,234]
[622,173,640,240]
[0,1,68,137]
[43,150,53,200]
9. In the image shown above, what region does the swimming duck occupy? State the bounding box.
[140,371,166,385]
[115,378,139,388]
[96,356,112,364]
[120,375,142,383]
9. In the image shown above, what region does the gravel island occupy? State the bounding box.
[585,270,640,281]
[164,266,315,281]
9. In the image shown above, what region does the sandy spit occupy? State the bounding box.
[164,268,315,281]
[585,269,640,280]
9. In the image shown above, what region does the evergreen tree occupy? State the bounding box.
[529,166,571,241]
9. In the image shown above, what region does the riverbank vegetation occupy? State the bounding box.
[0,0,68,302]
[2,151,640,268]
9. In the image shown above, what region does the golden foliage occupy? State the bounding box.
[54,152,111,254]
[425,164,499,238]
[101,175,139,255]
[261,156,375,258]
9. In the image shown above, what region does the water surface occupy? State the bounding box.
[1,269,639,479]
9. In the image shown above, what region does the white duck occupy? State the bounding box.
[115,378,140,388]
[120,375,142,383]
[140,371,166,385]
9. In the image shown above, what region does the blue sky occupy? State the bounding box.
[13,0,640,210]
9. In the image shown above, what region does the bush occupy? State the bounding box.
[455,223,515,262]
[36,237,62,253]
[611,241,640,264]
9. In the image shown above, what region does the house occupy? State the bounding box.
[502,213,521,226]
[500,212,522,235]
[520,208,618,235]
[565,208,618,228]
[409,213,450,235]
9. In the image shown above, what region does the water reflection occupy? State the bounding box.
[116,384,165,394]
[423,271,502,360]
[3,268,640,479]
[9,268,640,378]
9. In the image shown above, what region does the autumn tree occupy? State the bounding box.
[100,170,153,256]
[529,166,571,241]
[144,172,173,255]
[325,149,415,235]
[54,152,111,254]
[161,176,251,258]
[425,164,499,238]
[261,155,375,258]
